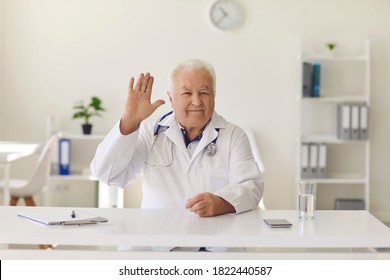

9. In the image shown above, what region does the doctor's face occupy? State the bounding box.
[168,68,215,132]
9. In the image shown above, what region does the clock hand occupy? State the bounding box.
[219,7,228,17]
[216,8,228,24]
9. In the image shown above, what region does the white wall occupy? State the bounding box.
[0,0,4,138]
[1,0,390,220]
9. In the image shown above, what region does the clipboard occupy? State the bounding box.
[18,208,108,226]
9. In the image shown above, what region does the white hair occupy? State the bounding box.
[167,59,216,95]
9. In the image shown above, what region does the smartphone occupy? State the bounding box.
[263,219,292,228]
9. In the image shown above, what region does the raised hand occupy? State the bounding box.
[120,73,165,135]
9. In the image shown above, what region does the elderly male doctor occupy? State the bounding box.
[91,59,263,219]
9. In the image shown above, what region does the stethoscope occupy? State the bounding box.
[154,111,219,158]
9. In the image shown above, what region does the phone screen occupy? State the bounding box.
[263,219,292,228]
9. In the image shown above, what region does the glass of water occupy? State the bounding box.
[298,180,317,220]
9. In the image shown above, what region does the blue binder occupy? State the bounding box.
[59,138,71,175]
[312,62,321,97]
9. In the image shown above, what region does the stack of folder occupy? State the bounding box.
[301,143,327,179]
[337,104,368,141]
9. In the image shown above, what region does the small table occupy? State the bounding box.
[0,142,40,205]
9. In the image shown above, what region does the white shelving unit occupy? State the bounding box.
[48,133,123,208]
[297,39,370,211]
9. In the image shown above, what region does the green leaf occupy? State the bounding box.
[72,96,106,123]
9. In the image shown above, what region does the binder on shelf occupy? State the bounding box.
[308,144,318,178]
[300,143,309,178]
[302,63,313,97]
[337,104,351,140]
[351,105,360,140]
[359,105,368,140]
[317,144,327,178]
[59,138,71,175]
[312,62,321,97]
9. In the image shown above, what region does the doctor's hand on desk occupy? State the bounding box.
[120,72,165,135]
[185,192,236,217]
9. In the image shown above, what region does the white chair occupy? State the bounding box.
[243,128,266,210]
[0,134,58,206]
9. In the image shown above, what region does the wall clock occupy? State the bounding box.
[209,0,244,31]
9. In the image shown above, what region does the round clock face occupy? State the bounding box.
[210,0,244,30]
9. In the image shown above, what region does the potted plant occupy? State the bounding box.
[72,96,106,135]
[326,42,336,56]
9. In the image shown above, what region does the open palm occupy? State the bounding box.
[121,72,165,134]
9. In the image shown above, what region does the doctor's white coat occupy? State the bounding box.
[90,112,263,214]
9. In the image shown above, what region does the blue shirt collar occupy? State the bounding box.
[180,128,203,147]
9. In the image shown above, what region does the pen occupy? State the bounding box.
[71,210,76,218]
[62,221,97,226]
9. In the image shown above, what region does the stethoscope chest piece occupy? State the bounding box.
[205,142,217,157]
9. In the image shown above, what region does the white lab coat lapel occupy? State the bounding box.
[190,112,225,163]
[158,112,189,160]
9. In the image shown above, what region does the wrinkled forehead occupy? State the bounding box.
[173,68,214,91]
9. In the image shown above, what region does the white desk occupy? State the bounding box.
[0,142,40,205]
[1,206,390,259]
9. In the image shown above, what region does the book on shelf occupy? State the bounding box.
[300,143,309,178]
[59,138,71,175]
[359,105,368,140]
[302,61,321,98]
[302,63,313,97]
[308,143,318,178]
[337,104,351,140]
[351,105,360,140]
[317,144,327,178]
[312,62,321,97]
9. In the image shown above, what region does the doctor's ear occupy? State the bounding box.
[167,91,173,103]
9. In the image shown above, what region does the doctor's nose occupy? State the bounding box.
[191,94,202,106]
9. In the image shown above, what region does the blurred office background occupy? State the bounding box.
[1,0,390,223]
